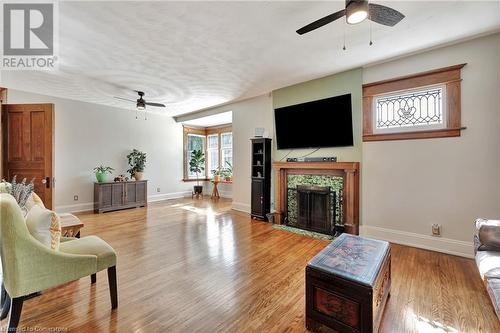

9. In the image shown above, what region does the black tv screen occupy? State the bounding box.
[274,94,353,149]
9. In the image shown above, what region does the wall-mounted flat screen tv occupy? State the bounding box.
[274,93,353,149]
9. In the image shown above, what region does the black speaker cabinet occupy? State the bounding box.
[250,138,271,220]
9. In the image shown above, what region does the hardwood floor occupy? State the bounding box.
[1,198,499,332]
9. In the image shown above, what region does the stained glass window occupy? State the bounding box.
[374,85,445,131]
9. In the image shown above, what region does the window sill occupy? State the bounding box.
[363,127,465,142]
[182,178,210,182]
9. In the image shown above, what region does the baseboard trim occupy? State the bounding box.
[232,201,251,214]
[55,191,193,213]
[217,190,233,199]
[55,202,94,214]
[360,225,474,258]
[148,191,192,202]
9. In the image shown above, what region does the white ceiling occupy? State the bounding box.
[181,110,232,127]
[1,1,499,116]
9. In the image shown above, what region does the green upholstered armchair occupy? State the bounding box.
[0,194,118,331]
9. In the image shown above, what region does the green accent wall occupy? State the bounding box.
[270,68,362,218]
[272,68,363,162]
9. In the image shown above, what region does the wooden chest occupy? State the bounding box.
[306,234,391,333]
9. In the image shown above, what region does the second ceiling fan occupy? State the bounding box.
[114,91,166,110]
[296,0,405,35]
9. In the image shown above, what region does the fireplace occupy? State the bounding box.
[289,185,336,235]
[273,161,360,235]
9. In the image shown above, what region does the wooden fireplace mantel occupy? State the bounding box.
[273,161,360,235]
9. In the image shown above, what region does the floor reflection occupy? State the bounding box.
[409,311,458,333]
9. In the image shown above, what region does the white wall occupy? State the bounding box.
[184,94,274,213]
[361,33,500,257]
[232,95,274,212]
[6,89,193,212]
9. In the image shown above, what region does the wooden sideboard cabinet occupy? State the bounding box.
[94,180,147,213]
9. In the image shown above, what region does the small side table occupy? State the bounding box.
[211,180,232,200]
[59,213,84,238]
[211,180,221,199]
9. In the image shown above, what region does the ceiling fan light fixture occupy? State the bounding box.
[346,0,368,25]
[114,90,166,112]
[136,99,146,110]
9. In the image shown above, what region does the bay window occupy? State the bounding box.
[183,125,233,180]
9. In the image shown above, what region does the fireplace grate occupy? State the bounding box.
[286,185,336,236]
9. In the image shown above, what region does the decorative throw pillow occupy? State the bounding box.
[32,192,45,207]
[477,218,500,251]
[0,181,12,193]
[25,192,46,211]
[25,205,61,250]
[1,177,35,215]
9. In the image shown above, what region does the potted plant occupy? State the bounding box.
[189,149,205,194]
[211,167,222,182]
[94,165,114,183]
[127,149,146,180]
[223,161,233,182]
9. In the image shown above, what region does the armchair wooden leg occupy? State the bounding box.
[8,297,23,331]
[107,266,118,309]
[1,283,5,306]
[0,292,11,320]
[91,273,96,284]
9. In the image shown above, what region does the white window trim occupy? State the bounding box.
[220,132,233,170]
[372,84,447,134]
[186,133,206,180]
[207,134,219,179]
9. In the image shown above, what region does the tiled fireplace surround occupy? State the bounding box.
[273,162,360,235]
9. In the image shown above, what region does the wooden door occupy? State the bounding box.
[2,104,54,209]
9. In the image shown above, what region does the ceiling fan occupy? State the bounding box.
[296,0,405,35]
[114,91,166,110]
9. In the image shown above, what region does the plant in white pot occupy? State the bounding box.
[189,149,205,194]
[211,167,222,182]
[127,149,146,180]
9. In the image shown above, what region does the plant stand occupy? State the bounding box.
[211,180,220,200]
[192,191,202,199]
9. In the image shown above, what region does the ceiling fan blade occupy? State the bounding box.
[145,102,166,107]
[114,96,135,102]
[369,3,404,27]
[296,9,346,35]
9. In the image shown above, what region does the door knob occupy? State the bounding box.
[41,177,50,188]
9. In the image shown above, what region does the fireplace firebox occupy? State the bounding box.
[288,185,336,236]
[273,162,360,235]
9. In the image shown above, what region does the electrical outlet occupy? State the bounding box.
[73,195,78,201]
[431,224,441,237]
[156,187,161,193]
